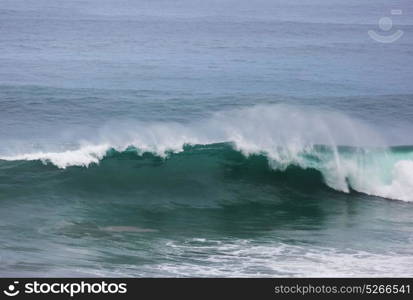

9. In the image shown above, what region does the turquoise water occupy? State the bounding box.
[0,0,413,276]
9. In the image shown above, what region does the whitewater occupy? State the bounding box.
[1,104,412,202]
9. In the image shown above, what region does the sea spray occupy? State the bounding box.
[1,105,412,201]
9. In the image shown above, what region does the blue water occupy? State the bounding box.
[0,0,413,276]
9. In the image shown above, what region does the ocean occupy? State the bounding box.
[0,0,413,277]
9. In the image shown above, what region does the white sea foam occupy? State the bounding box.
[369,160,413,202]
[0,144,110,169]
[147,239,413,277]
[65,239,413,277]
[1,104,412,202]
[4,238,412,277]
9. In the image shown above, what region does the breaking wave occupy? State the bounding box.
[1,105,412,202]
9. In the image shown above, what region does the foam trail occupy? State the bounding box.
[1,104,412,202]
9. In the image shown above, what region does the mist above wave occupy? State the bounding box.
[1,104,412,202]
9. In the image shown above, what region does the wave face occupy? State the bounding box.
[1,105,413,202]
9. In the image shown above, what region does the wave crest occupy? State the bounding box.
[1,105,412,202]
